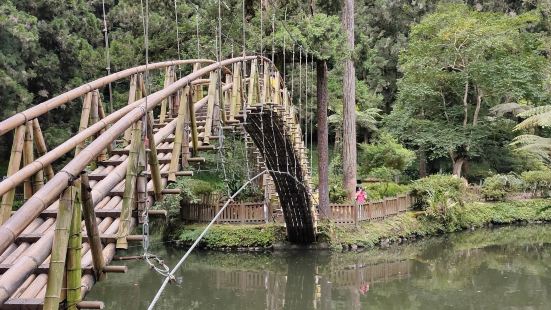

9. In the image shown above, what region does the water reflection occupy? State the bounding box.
[87,225,551,309]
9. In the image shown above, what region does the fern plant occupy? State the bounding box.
[511,105,551,161]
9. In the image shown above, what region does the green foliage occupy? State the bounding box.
[481,174,524,201]
[178,224,286,248]
[363,182,409,200]
[410,175,467,224]
[358,132,415,180]
[387,3,549,177]
[521,170,551,197]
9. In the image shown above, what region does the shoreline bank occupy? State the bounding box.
[167,199,551,251]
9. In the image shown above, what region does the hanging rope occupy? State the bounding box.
[310,54,314,176]
[101,0,113,114]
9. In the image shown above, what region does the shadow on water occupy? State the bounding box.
[87,225,551,309]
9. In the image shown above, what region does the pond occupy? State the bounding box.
[87,225,551,309]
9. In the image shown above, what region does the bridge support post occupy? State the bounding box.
[76,92,92,155]
[188,87,200,155]
[248,59,260,106]
[67,183,82,310]
[203,72,217,145]
[116,121,142,249]
[146,113,163,201]
[0,124,25,224]
[44,185,75,310]
[22,121,34,200]
[169,86,190,182]
[32,118,55,181]
[123,75,139,144]
[81,172,106,281]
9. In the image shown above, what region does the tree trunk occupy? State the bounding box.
[316,60,331,218]
[452,157,465,177]
[418,148,427,178]
[342,0,357,200]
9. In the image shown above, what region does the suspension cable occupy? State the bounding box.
[147,170,266,310]
[101,0,113,114]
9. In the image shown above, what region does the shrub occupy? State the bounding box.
[363,182,409,200]
[410,174,466,224]
[329,182,348,203]
[481,174,523,201]
[521,170,551,197]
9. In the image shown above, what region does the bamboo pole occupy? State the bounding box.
[123,75,138,145]
[136,141,147,222]
[0,125,25,224]
[80,173,105,281]
[116,121,142,249]
[273,71,281,105]
[168,86,190,182]
[248,59,260,106]
[188,88,200,155]
[262,62,270,104]
[146,113,163,201]
[43,186,75,310]
[230,63,241,120]
[22,121,34,200]
[96,92,110,160]
[192,63,203,104]
[32,118,55,181]
[76,93,93,155]
[159,67,171,124]
[218,70,227,125]
[203,72,217,145]
[66,184,82,310]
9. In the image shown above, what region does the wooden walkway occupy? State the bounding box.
[0,57,315,309]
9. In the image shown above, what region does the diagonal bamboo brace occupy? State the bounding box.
[81,173,105,281]
[0,125,26,224]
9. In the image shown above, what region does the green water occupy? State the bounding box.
[87,225,551,309]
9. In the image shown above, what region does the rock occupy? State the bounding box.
[254,247,262,251]
[342,244,348,251]
[351,244,358,251]
[380,238,390,248]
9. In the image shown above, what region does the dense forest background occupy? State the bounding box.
[2,0,551,193]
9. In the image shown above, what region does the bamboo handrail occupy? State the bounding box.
[0,59,214,136]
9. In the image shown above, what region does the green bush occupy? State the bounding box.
[364,182,409,200]
[481,174,523,201]
[521,170,551,197]
[329,182,348,203]
[410,174,466,225]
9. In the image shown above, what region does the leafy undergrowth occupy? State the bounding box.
[329,199,551,249]
[174,199,551,250]
[177,224,287,248]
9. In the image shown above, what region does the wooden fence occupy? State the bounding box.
[181,201,268,224]
[181,193,414,225]
[329,194,414,225]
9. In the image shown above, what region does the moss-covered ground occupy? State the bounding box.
[171,199,551,251]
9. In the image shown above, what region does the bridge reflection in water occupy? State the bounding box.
[87,250,412,309]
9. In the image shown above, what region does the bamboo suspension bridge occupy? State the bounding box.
[0,56,317,309]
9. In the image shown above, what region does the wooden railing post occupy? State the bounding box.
[43,185,75,310]
[240,203,245,224]
[248,59,260,106]
[188,87,200,154]
[0,125,25,224]
[81,173,105,281]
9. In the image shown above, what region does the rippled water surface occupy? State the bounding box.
[87,225,551,309]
